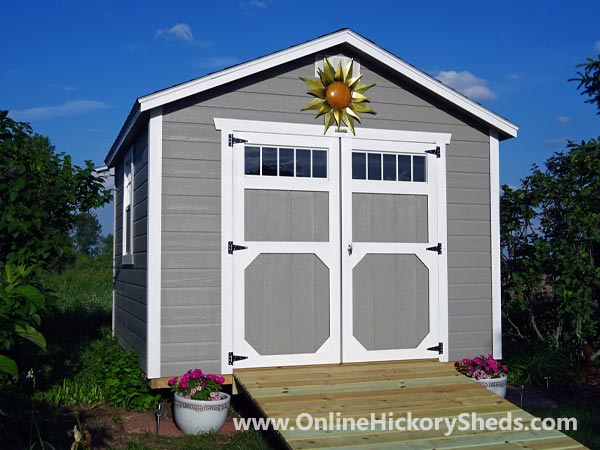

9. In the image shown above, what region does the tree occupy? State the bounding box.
[0,110,111,267]
[571,55,600,114]
[501,56,600,361]
[0,110,111,376]
[71,212,103,257]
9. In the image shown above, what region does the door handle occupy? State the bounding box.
[347,243,353,256]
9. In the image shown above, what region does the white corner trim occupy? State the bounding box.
[490,132,502,359]
[147,107,163,378]
[217,120,234,374]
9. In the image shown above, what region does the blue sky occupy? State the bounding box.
[3,0,600,233]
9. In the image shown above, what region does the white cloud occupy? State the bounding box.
[241,0,267,9]
[595,40,600,53]
[556,115,571,124]
[435,70,496,101]
[51,84,78,92]
[199,57,239,69]
[155,23,209,46]
[12,100,109,120]
[545,138,567,147]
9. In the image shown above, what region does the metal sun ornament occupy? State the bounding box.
[300,58,376,135]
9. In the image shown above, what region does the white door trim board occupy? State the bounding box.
[215,118,451,373]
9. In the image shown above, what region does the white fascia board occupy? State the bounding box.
[141,29,518,137]
[105,103,140,167]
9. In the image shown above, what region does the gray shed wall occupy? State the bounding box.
[113,126,149,371]
[159,46,493,375]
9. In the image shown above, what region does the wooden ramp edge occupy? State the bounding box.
[234,360,586,450]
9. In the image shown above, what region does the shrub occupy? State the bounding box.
[74,329,160,411]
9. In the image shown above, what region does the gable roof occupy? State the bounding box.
[105,29,518,166]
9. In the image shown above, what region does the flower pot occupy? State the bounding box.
[475,374,507,398]
[173,392,231,434]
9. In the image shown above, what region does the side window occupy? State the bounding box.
[122,147,134,265]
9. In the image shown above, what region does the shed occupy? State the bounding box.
[104,29,518,382]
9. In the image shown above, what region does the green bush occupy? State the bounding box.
[505,346,575,386]
[0,264,55,377]
[75,329,160,411]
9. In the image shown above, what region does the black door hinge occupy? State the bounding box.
[228,352,248,365]
[228,241,248,254]
[425,146,441,158]
[228,134,248,147]
[427,342,444,354]
[426,243,443,254]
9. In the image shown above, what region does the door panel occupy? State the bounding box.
[341,138,441,362]
[231,132,340,368]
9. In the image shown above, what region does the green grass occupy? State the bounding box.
[119,430,271,450]
[527,401,600,449]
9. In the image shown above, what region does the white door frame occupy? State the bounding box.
[215,118,450,373]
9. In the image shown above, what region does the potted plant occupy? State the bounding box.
[168,368,230,434]
[454,354,508,397]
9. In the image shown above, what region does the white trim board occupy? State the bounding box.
[216,118,451,372]
[146,107,163,378]
[106,29,517,166]
[490,132,502,359]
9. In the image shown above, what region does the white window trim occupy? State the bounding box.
[122,146,134,266]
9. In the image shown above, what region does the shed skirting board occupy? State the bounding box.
[147,107,163,378]
[489,132,502,359]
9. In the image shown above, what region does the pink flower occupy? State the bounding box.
[167,376,178,386]
[180,378,189,389]
[502,365,508,371]
[210,392,221,401]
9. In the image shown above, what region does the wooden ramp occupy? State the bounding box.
[234,360,585,449]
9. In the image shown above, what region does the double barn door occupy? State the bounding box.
[220,121,450,370]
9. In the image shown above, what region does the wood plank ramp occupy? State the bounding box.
[234,360,585,449]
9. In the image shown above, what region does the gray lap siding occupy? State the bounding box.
[160,48,492,374]
[114,126,149,371]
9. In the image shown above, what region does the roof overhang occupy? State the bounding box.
[105,29,518,167]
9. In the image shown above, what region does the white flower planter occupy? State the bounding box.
[475,374,507,398]
[173,392,231,434]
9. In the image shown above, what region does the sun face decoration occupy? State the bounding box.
[300,57,376,134]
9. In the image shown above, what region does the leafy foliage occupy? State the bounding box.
[501,139,600,353]
[0,264,55,377]
[0,110,111,268]
[571,55,600,114]
[70,213,104,257]
[73,329,160,411]
[505,346,574,386]
[501,55,600,366]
